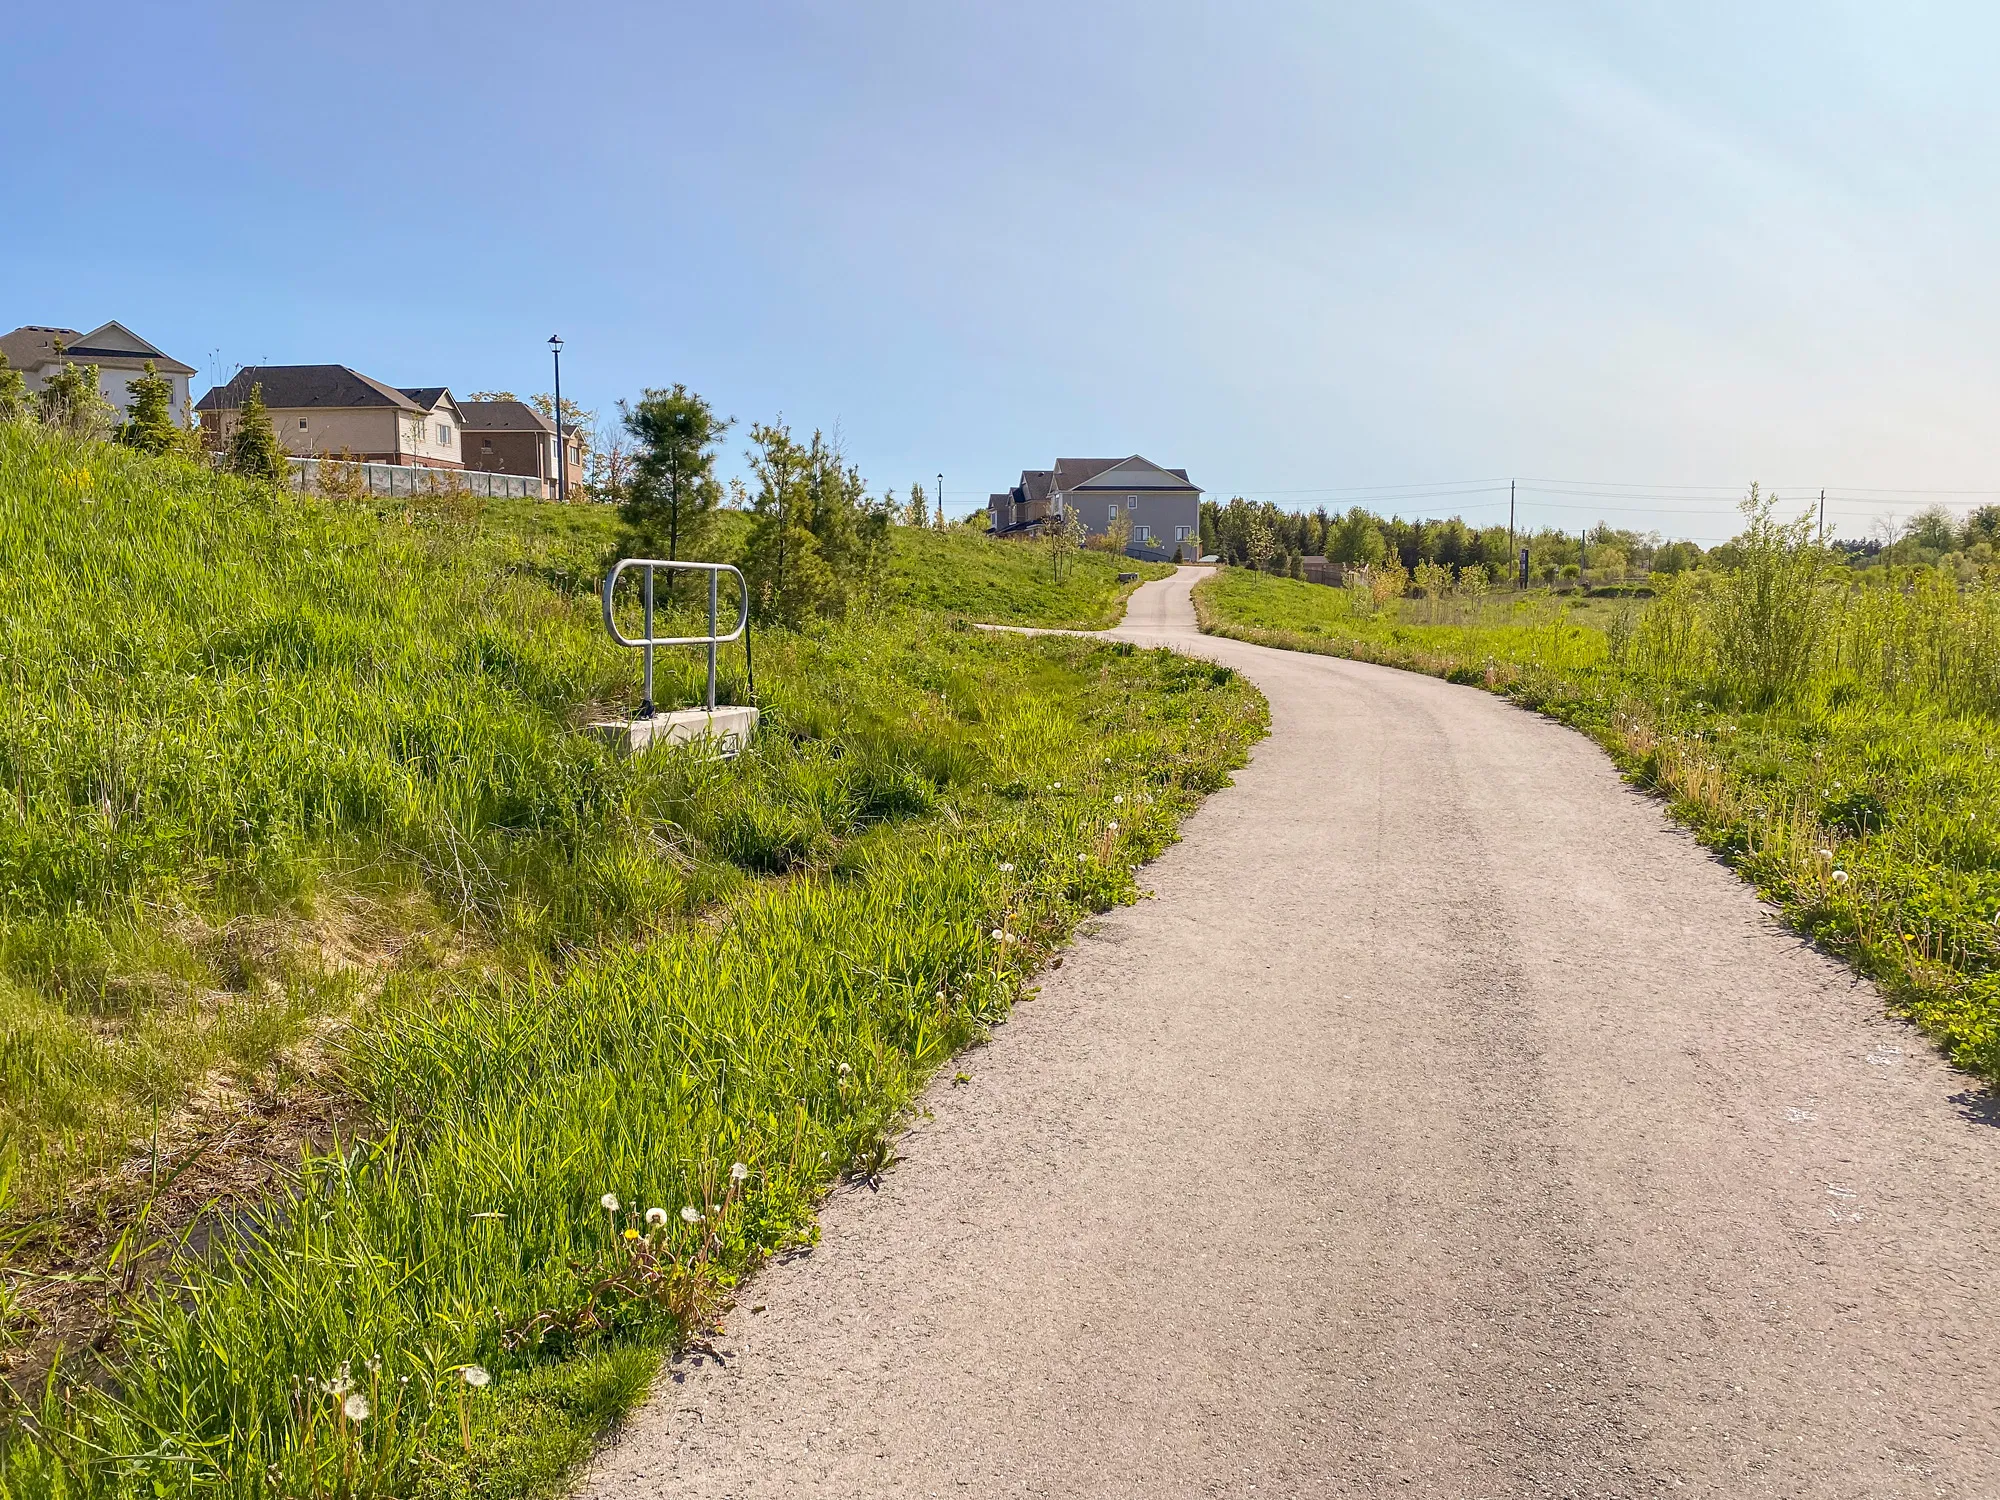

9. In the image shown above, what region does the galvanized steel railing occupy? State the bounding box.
[601,559,752,718]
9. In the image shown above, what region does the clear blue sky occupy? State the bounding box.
[7,1,1998,543]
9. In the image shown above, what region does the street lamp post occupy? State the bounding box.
[548,334,566,502]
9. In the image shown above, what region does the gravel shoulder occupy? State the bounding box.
[584,567,1999,1499]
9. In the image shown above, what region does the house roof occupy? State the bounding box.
[196,365,425,413]
[1053,455,1198,493]
[1018,468,1053,503]
[459,399,553,434]
[398,387,462,416]
[1,321,196,376]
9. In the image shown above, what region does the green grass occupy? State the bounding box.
[0,426,1266,1495]
[884,526,1171,628]
[1195,567,2000,1086]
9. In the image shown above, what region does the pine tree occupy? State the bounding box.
[225,382,289,482]
[904,482,927,527]
[742,421,833,627]
[118,361,182,455]
[620,384,731,588]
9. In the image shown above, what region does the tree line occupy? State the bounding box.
[1199,494,2000,585]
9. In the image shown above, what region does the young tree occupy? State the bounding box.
[225,381,289,482]
[118,360,186,456]
[742,420,834,626]
[1243,515,1275,571]
[0,354,26,424]
[587,429,637,505]
[35,351,115,441]
[903,481,928,527]
[620,385,732,573]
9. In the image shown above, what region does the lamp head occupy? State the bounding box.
[548,334,564,353]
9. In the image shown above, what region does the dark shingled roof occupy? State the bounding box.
[1,322,197,377]
[195,365,423,413]
[1053,455,1197,491]
[398,387,458,413]
[459,399,554,434]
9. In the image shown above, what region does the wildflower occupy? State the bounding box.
[1832,869,1850,884]
[1078,853,1088,862]
[366,1354,381,1375]
[462,1365,491,1389]
[646,1207,669,1227]
[1052,781,1061,789]
[681,1206,702,1224]
[600,1193,620,1212]
[329,1361,354,1396]
[344,1393,371,1422]
[837,1061,852,1076]
[623,1227,641,1240]
[1113,795,1124,805]
[730,1162,750,1182]
[1107,821,1118,832]
[1815,848,1833,861]
[999,862,1014,873]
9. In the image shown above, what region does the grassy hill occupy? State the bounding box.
[1195,565,2000,1090]
[0,426,1262,1495]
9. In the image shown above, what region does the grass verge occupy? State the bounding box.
[1194,567,2000,1088]
[0,427,1266,1494]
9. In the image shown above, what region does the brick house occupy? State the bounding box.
[459,399,583,495]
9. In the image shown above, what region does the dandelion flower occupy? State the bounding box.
[1107,821,1119,832]
[681,1206,702,1224]
[344,1393,371,1422]
[600,1193,620,1212]
[998,862,1014,873]
[1078,853,1089,862]
[623,1226,640,1240]
[991,928,1005,940]
[1832,869,1850,884]
[646,1207,669,1227]
[1816,849,1833,861]
[1113,795,1124,805]
[730,1162,750,1182]
[462,1365,491,1389]
[837,1061,852,1075]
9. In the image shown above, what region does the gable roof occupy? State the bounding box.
[0,322,196,376]
[1053,455,1199,493]
[397,387,462,418]
[195,365,424,413]
[459,399,554,434]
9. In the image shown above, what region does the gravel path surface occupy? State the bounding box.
[583,567,1998,1498]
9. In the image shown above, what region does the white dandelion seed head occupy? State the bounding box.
[837,1060,852,1075]
[998,862,1014,873]
[730,1162,749,1182]
[1078,852,1089,862]
[462,1365,491,1389]
[344,1393,371,1422]
[600,1193,620,1212]
[645,1207,668,1227]
[1113,795,1124,805]
[1816,848,1833,861]
[990,928,1004,940]
[1107,821,1118,832]
[1832,869,1850,884]
[681,1206,702,1224]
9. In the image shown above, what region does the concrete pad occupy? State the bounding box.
[587,705,758,759]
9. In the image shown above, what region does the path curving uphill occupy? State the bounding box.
[585,567,1998,1499]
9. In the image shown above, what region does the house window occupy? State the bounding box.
[1175,524,1193,541]
[1126,495,1137,508]
[1134,524,1151,543]
[298,417,308,429]
[481,439,493,453]
[1107,504,1119,525]
[437,423,451,444]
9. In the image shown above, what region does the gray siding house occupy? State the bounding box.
[989,455,1201,562]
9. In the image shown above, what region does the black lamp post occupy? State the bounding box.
[548,333,566,502]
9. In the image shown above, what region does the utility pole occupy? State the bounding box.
[548,334,566,502]
[1508,480,1516,590]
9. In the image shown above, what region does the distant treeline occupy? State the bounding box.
[1199,495,2000,583]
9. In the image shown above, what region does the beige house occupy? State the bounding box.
[196,365,465,468]
[1,321,196,424]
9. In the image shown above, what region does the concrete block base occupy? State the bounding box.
[588,705,759,759]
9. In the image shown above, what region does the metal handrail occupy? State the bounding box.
[601,558,751,718]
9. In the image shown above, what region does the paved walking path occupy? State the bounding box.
[585,567,1998,1498]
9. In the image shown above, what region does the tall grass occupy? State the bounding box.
[1195,552,2000,1087]
[0,426,1266,1495]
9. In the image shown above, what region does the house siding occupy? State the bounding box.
[1069,489,1200,562]
[464,429,550,482]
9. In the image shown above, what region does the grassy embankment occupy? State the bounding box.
[1194,564,2000,1087]
[0,425,1262,1495]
